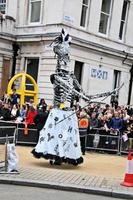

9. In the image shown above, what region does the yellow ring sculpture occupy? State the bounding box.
[7,72,38,107]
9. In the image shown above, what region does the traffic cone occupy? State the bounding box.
[121,151,133,187]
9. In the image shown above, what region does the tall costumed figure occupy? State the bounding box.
[32,29,123,165]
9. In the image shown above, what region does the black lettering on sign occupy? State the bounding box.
[68,126,72,133]
[48,124,53,129]
[63,114,66,119]
[54,144,59,155]
[58,134,63,138]
[74,143,78,147]
[40,137,45,143]
[68,117,71,121]
[47,133,54,142]
[63,141,66,146]
[54,117,59,121]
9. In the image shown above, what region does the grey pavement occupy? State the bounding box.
[0,184,126,200]
[0,167,133,199]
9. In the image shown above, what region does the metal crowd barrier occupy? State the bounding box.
[17,126,38,145]
[0,120,38,145]
[120,135,133,154]
[0,120,132,155]
[86,128,121,154]
[0,126,16,173]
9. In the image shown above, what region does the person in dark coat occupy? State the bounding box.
[37,98,47,113]
[109,111,124,132]
[0,103,11,120]
[33,108,48,142]
[126,116,133,150]
[10,88,20,105]
[110,94,118,109]
[0,100,3,117]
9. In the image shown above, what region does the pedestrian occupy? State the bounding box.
[37,98,47,112]
[34,107,48,142]
[79,111,89,155]
[25,106,37,125]
[10,88,20,105]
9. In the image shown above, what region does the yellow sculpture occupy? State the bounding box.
[7,72,38,107]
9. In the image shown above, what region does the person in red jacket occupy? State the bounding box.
[25,106,37,124]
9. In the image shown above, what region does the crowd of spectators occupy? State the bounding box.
[76,102,133,152]
[0,91,49,127]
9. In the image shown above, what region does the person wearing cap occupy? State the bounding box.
[79,111,89,155]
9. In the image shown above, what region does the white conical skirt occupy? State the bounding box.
[32,108,83,165]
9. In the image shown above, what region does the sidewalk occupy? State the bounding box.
[0,146,133,199]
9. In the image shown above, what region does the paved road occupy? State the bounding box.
[0,184,125,200]
[18,146,126,178]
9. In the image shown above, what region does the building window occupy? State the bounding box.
[113,70,121,90]
[99,0,112,34]
[29,0,42,23]
[0,0,6,14]
[111,70,121,106]
[80,0,89,27]
[119,0,129,40]
[74,61,83,102]
[74,61,83,84]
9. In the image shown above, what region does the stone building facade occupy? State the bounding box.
[0,0,133,106]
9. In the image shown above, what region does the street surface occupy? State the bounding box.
[0,184,125,200]
[17,146,126,178]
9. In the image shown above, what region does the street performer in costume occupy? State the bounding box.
[31,29,123,165]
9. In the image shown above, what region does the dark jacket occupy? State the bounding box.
[34,112,48,131]
[1,108,11,120]
[110,117,124,131]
